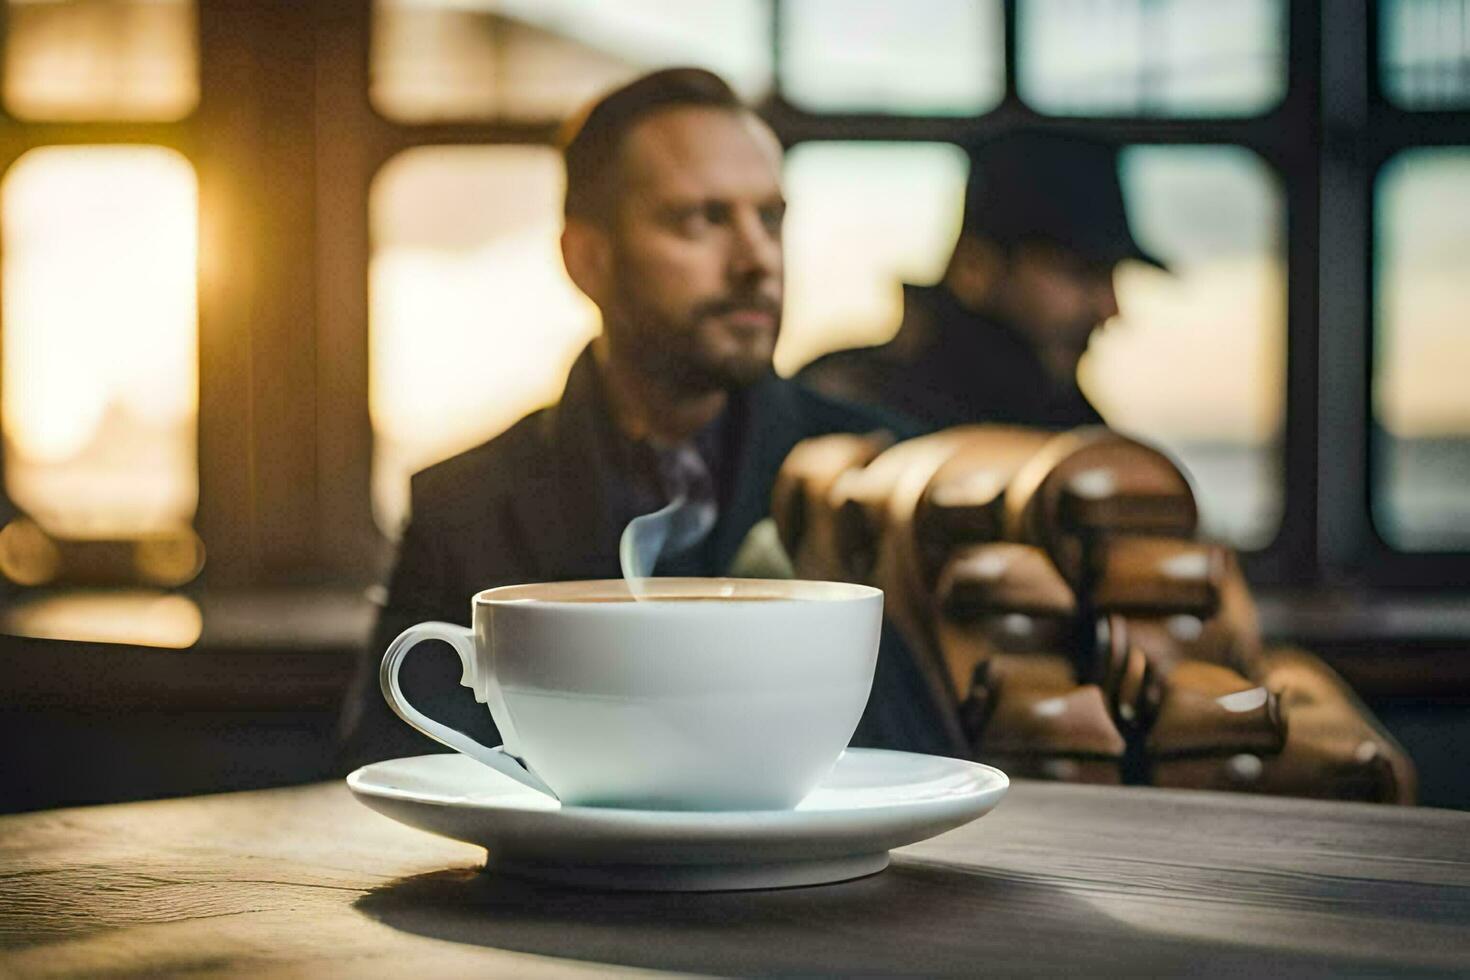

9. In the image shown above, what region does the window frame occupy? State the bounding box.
[763,0,1318,587]
[0,0,201,568]
[5,0,1465,596]
[1353,0,1470,585]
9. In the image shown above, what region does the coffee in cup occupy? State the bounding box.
[380,577,882,811]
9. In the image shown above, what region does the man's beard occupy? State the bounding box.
[613,292,781,393]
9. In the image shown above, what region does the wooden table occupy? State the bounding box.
[3,779,1468,977]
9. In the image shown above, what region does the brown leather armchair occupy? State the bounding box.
[774,425,1416,804]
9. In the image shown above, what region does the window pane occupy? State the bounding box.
[3,0,198,121]
[1380,0,1470,109]
[1373,148,1470,550]
[1,146,199,538]
[1082,146,1286,548]
[370,147,598,534]
[1018,0,1286,117]
[371,0,772,123]
[778,142,969,373]
[779,0,1004,115]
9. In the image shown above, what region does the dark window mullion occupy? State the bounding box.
[1002,0,1018,105]
[1317,0,1375,582]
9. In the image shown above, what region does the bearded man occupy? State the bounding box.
[338,68,947,769]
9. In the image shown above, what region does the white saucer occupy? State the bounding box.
[347,748,1008,891]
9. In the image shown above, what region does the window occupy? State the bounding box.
[1373,147,1470,550]
[3,0,198,120]
[1380,0,1470,109]
[369,146,598,534]
[1,146,199,540]
[778,0,1004,115]
[371,0,772,122]
[0,1,1439,593]
[1018,0,1286,117]
[1082,145,1286,548]
[778,141,969,373]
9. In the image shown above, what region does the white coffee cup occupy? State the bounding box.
[380,577,883,811]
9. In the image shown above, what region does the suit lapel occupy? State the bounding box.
[502,347,624,582]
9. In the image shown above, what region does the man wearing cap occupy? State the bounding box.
[799,131,1166,431]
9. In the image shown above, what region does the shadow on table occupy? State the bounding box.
[354,857,1383,977]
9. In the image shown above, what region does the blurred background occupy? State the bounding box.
[0,0,1467,809]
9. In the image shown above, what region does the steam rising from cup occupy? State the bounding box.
[619,444,719,596]
[619,494,721,598]
[619,494,682,587]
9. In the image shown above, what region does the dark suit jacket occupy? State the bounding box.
[337,346,954,771]
[799,284,1105,433]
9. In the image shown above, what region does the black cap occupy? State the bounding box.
[961,131,1166,271]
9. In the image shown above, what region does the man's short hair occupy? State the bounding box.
[560,67,745,223]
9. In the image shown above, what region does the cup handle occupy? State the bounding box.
[379,621,558,798]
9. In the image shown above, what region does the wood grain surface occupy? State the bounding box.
[2,779,1467,977]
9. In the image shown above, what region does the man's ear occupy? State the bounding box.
[561,217,613,307]
[943,233,1004,312]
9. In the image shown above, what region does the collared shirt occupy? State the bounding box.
[584,364,731,577]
